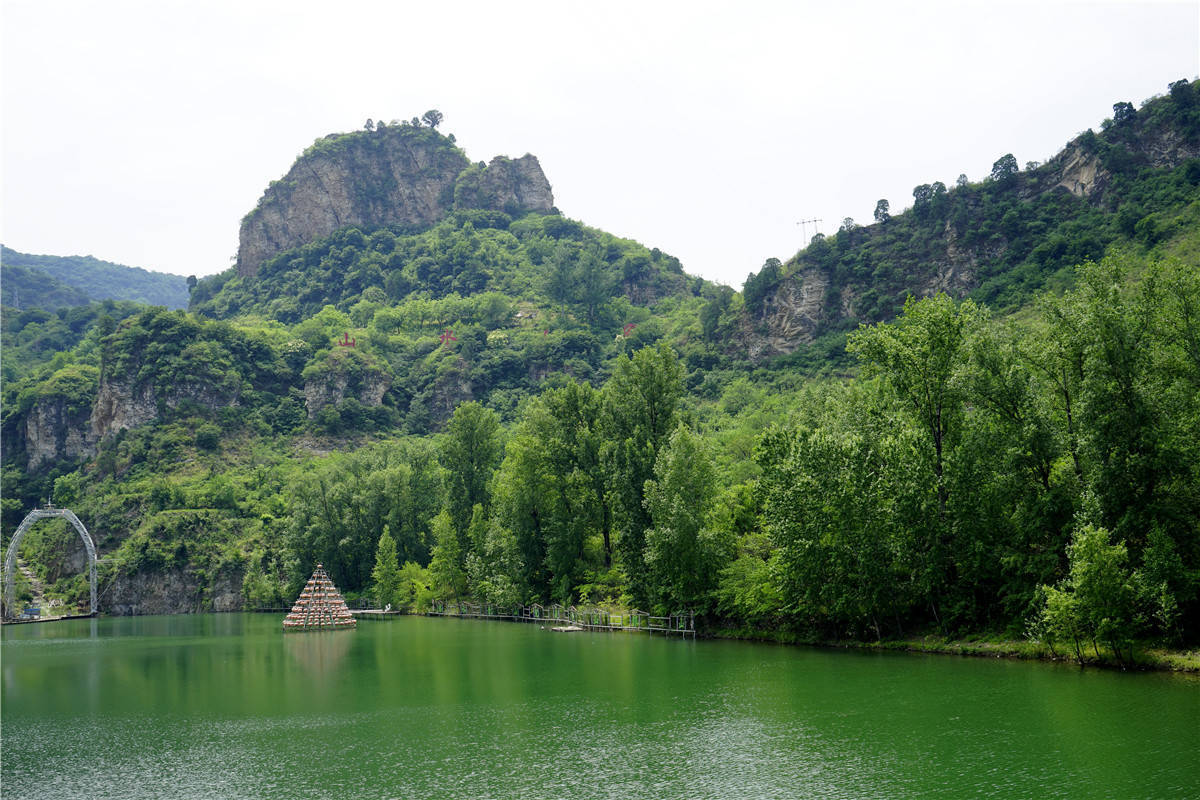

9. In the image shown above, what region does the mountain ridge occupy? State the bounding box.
[726,78,1200,362]
[1,245,190,310]
[236,120,554,277]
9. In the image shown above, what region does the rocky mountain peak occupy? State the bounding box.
[236,124,553,277]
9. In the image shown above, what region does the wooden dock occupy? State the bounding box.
[425,602,696,639]
[349,609,406,620]
[2,611,97,626]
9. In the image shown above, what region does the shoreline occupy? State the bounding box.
[705,626,1200,673]
[12,608,1199,674]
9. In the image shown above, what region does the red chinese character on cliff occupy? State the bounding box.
[439,329,457,347]
[622,323,637,337]
[336,332,356,347]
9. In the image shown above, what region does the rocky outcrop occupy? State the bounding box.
[1127,123,1200,168]
[453,154,555,215]
[739,269,830,361]
[210,567,244,612]
[304,372,390,418]
[91,376,240,440]
[90,378,158,441]
[25,396,97,469]
[427,356,473,426]
[18,367,101,469]
[1055,147,1106,198]
[237,125,554,277]
[928,220,992,296]
[302,348,391,418]
[106,569,204,616]
[104,565,243,616]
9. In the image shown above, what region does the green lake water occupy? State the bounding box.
[2,613,1198,799]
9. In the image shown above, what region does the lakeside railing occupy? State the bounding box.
[426,600,695,638]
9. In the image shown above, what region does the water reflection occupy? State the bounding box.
[3,614,1198,800]
[283,629,354,678]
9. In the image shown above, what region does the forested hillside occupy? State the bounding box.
[2,83,1197,665]
[1,246,190,309]
[1,263,92,310]
[727,77,1200,363]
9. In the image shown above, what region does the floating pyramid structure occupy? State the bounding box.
[283,564,357,631]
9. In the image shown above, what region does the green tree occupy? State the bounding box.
[1039,523,1139,664]
[1112,101,1136,125]
[990,153,1019,185]
[397,561,432,611]
[422,109,444,129]
[601,343,684,603]
[440,402,503,555]
[912,183,933,214]
[465,516,524,608]
[428,510,466,601]
[574,248,615,325]
[954,319,1077,623]
[543,243,576,314]
[873,199,890,223]
[491,421,553,598]
[715,531,783,627]
[757,388,922,639]
[848,294,984,519]
[700,285,734,341]
[488,380,609,602]
[286,442,442,593]
[371,526,402,609]
[643,425,732,614]
[848,294,986,627]
[743,258,781,314]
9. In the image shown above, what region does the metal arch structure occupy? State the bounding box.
[3,507,97,618]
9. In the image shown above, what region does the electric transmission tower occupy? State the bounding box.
[796,218,823,246]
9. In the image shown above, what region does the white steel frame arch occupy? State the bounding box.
[3,507,97,618]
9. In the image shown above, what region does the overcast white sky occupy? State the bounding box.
[3,1,1198,289]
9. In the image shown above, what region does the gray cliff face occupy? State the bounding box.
[302,350,392,419]
[25,397,97,469]
[739,270,830,361]
[90,378,158,442]
[454,154,555,214]
[428,357,474,426]
[304,372,391,418]
[1054,147,1106,198]
[481,155,555,211]
[105,566,243,616]
[91,376,240,441]
[738,241,988,362]
[237,126,554,277]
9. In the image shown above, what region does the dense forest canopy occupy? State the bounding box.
[2,82,1198,664]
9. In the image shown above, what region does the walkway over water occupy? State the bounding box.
[426,601,696,638]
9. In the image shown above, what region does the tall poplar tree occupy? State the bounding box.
[643,424,732,614]
[440,402,503,559]
[371,526,402,609]
[601,343,684,603]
